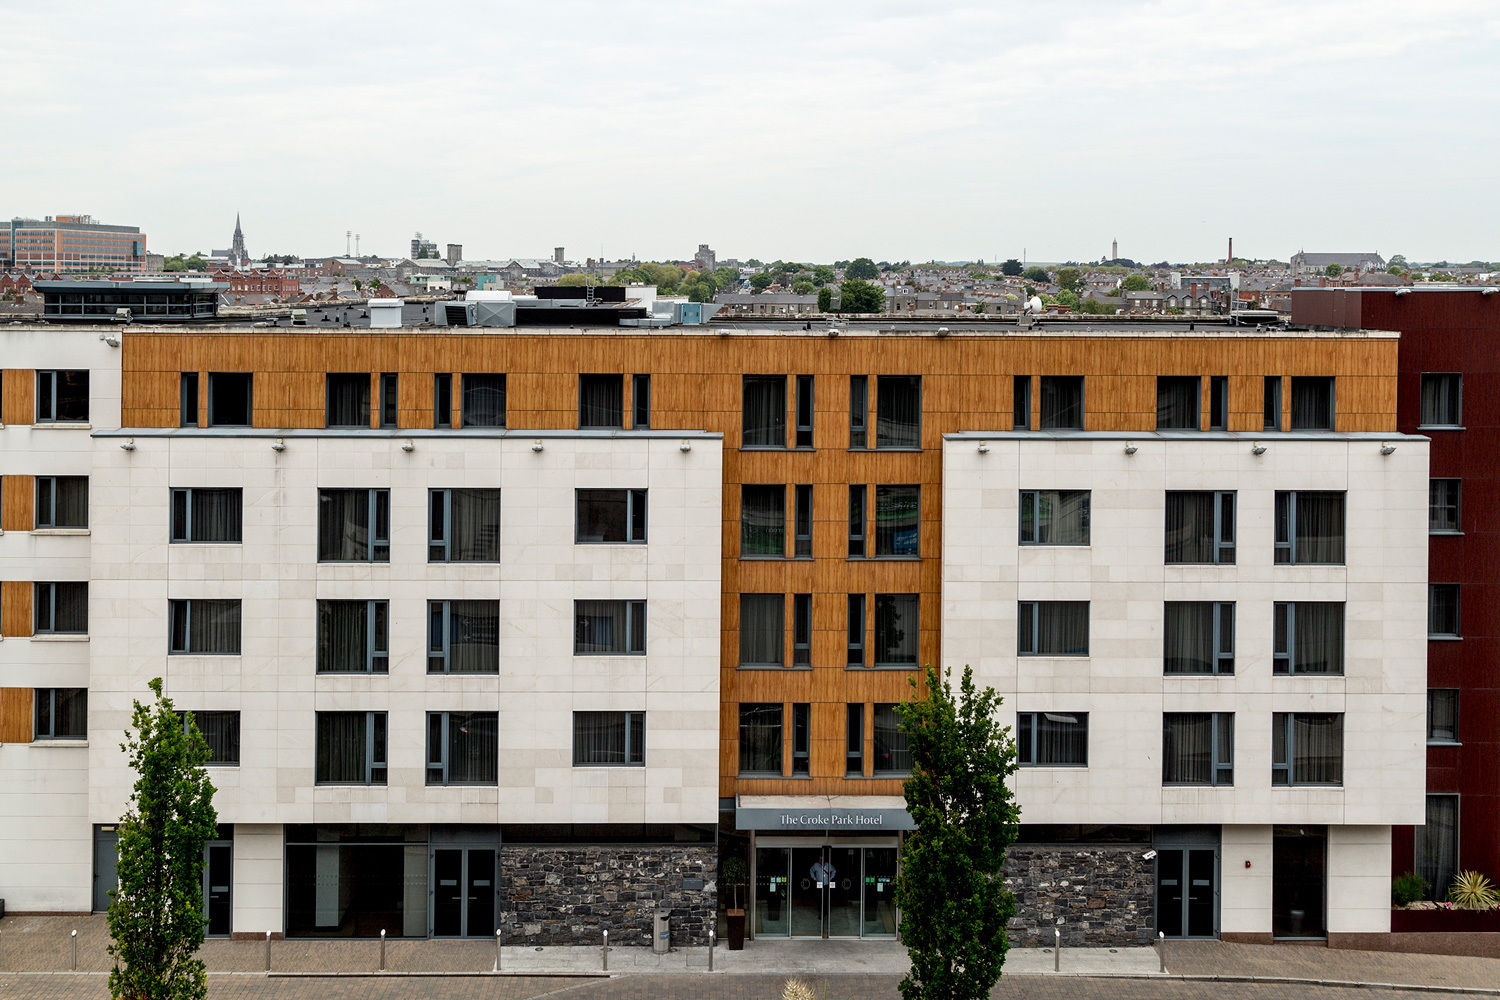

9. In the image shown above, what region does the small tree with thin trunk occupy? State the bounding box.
[895,665,1020,1000]
[108,678,218,1000]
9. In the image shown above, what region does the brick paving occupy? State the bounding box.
[1164,940,1500,991]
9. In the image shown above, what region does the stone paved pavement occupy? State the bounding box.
[1163,940,1500,992]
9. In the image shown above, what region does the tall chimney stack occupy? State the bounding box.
[1228,236,1233,263]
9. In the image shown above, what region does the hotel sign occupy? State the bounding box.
[736,805,915,831]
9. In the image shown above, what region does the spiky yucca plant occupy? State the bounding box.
[1446,870,1499,910]
[781,978,818,1000]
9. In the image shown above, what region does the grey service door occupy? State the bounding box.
[93,826,119,913]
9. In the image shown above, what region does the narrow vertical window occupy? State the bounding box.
[847,594,865,666]
[793,484,812,557]
[846,704,865,775]
[433,373,453,428]
[1208,376,1228,431]
[792,593,812,667]
[795,375,814,448]
[848,484,866,557]
[180,372,199,427]
[792,703,810,775]
[632,374,651,428]
[849,375,869,449]
[1012,375,1031,430]
[379,373,398,428]
[1263,376,1282,431]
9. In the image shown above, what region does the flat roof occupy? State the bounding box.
[35,280,227,292]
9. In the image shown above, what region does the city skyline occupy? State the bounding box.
[3,0,1497,263]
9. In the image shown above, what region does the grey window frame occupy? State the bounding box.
[739,593,786,667]
[433,373,453,428]
[847,594,865,666]
[1019,489,1091,546]
[793,484,812,557]
[795,374,814,448]
[1274,490,1346,565]
[1209,375,1228,430]
[207,372,253,428]
[35,475,88,529]
[570,710,645,768]
[846,703,864,775]
[168,599,242,655]
[1156,376,1201,430]
[1289,375,1335,431]
[428,488,502,562]
[461,373,507,428]
[1429,479,1461,534]
[181,710,241,766]
[314,711,387,786]
[1419,373,1462,428]
[738,702,784,776]
[316,599,389,674]
[742,374,788,449]
[1013,375,1031,430]
[325,372,371,428]
[427,599,500,673]
[1163,601,1235,675]
[874,593,919,668]
[578,373,623,429]
[1263,376,1282,431]
[1273,602,1345,675]
[632,374,651,428]
[1039,375,1084,430]
[574,488,647,544]
[741,484,786,558]
[317,488,389,563]
[1165,490,1236,564]
[792,593,811,667]
[1017,600,1089,657]
[573,599,647,655]
[1271,711,1343,786]
[1427,689,1459,745]
[792,703,810,775]
[849,375,869,448]
[427,711,501,784]
[1429,584,1461,638]
[1162,711,1234,786]
[35,369,89,423]
[848,485,866,557]
[872,703,911,776]
[170,487,243,543]
[1017,711,1089,767]
[873,484,920,557]
[379,372,398,428]
[875,375,921,449]
[34,581,87,634]
[34,687,87,740]
[179,372,199,427]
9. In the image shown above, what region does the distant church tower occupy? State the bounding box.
[229,214,249,266]
[1111,238,1118,261]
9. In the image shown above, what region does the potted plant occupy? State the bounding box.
[1448,870,1499,910]
[722,856,747,950]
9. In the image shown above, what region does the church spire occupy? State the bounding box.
[229,213,248,266]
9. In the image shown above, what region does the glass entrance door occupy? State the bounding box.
[756,844,898,938]
[1156,848,1216,938]
[432,848,495,937]
[1272,826,1326,939]
[203,841,233,936]
[862,848,898,936]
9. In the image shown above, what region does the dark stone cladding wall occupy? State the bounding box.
[499,844,717,946]
[1003,844,1156,946]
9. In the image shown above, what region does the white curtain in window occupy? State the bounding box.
[1164,602,1214,673]
[191,600,241,654]
[316,713,366,783]
[574,711,628,764]
[738,704,783,773]
[193,489,241,542]
[1294,603,1344,674]
[1165,492,1214,563]
[739,595,785,666]
[743,377,786,447]
[873,704,911,773]
[1033,713,1087,764]
[1416,796,1458,899]
[448,600,499,672]
[1295,493,1345,563]
[1156,378,1198,429]
[1035,601,1088,655]
[876,376,920,448]
[449,712,498,782]
[318,600,369,672]
[450,489,501,561]
[326,375,370,427]
[1163,713,1211,782]
[318,490,369,561]
[1421,375,1459,426]
[1036,490,1089,544]
[1293,713,1343,784]
[578,375,621,427]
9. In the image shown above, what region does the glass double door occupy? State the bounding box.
[755,845,898,938]
[1155,847,1215,938]
[432,848,496,937]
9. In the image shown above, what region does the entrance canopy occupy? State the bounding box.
[736,795,915,832]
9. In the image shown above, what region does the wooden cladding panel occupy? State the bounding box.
[1,475,35,531]
[1,581,32,638]
[2,369,34,426]
[0,688,33,743]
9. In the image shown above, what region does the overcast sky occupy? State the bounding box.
[4,0,1496,264]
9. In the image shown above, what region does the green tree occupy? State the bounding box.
[750,271,775,292]
[353,279,363,292]
[108,678,218,1000]
[1000,259,1022,276]
[817,286,832,312]
[713,267,739,291]
[163,256,188,272]
[792,280,815,295]
[1389,254,1408,268]
[1325,263,1344,277]
[811,265,836,285]
[1056,289,1079,309]
[1121,274,1151,292]
[1055,267,1083,294]
[555,273,594,286]
[844,257,879,281]
[1021,266,1049,283]
[837,278,885,313]
[895,665,1019,1000]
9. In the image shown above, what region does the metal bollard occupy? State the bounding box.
[264,930,272,973]
[379,928,386,972]
[708,928,714,972]
[602,929,608,971]
[495,928,503,971]
[1053,926,1059,972]
[71,929,77,972]
[1157,931,1166,973]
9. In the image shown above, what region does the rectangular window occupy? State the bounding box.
[180,372,199,427]
[315,711,387,785]
[846,704,865,775]
[793,485,812,557]
[1162,712,1233,785]
[1156,376,1201,430]
[632,374,651,428]
[1420,373,1462,428]
[1429,479,1461,533]
[573,599,646,655]
[207,372,252,427]
[1018,712,1088,766]
[1272,712,1343,785]
[739,594,785,667]
[433,373,453,428]
[325,373,371,428]
[34,688,87,740]
[1427,689,1459,744]
[738,703,783,775]
[35,476,88,529]
[428,488,502,562]
[1274,491,1345,564]
[1164,602,1235,674]
[1012,375,1031,430]
[1209,376,1228,431]
[462,373,506,428]
[1017,601,1088,656]
[873,704,911,775]
[847,594,866,666]
[1263,376,1282,431]
[379,373,398,428]
[168,599,242,655]
[874,485,919,557]
[183,711,240,766]
[579,374,623,428]
[1429,584,1460,638]
[427,600,500,673]
[792,703,810,775]
[795,375,814,447]
[34,582,88,634]
[850,375,869,448]
[170,488,242,543]
[1165,491,1236,564]
[35,370,89,422]
[317,488,389,562]
[874,593,919,667]
[1417,794,1459,902]
[316,600,389,673]
[571,711,644,767]
[575,489,647,543]
[427,711,500,784]
[793,593,811,667]
[1273,602,1345,674]
[1019,490,1090,545]
[876,375,921,448]
[848,485,867,557]
[1290,376,1334,431]
[743,375,787,448]
[741,485,786,557]
[1039,376,1084,430]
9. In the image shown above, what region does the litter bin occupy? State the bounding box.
[652,908,671,954]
